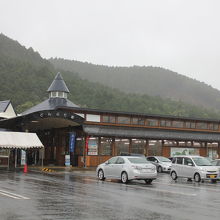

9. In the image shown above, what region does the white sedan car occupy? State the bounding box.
[96,156,157,184]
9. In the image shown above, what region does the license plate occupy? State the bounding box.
[141,168,151,173]
[208,175,216,178]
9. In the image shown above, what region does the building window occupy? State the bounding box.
[102,115,116,123]
[115,139,130,155]
[213,124,219,131]
[190,122,196,129]
[160,120,171,127]
[100,138,112,155]
[109,116,116,123]
[131,139,146,154]
[132,117,145,125]
[0,149,9,157]
[185,122,191,128]
[103,115,109,123]
[75,137,85,156]
[86,114,100,122]
[166,120,172,127]
[185,122,196,129]
[58,92,63,97]
[147,119,158,126]
[160,120,166,127]
[172,121,184,128]
[117,116,130,124]
[51,92,57,97]
[196,122,208,130]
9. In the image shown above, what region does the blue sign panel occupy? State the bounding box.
[69,132,76,153]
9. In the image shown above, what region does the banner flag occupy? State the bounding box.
[69,132,76,153]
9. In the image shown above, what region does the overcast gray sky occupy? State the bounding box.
[1,0,220,89]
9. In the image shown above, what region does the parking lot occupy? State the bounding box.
[0,170,220,220]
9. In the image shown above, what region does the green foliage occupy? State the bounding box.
[1,33,220,119]
[50,58,220,111]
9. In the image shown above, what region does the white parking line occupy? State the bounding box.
[0,189,30,200]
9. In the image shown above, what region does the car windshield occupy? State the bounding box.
[205,157,213,162]
[192,157,212,166]
[128,157,149,164]
[157,156,171,162]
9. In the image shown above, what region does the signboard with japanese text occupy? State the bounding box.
[65,155,71,166]
[21,150,26,165]
[88,139,98,155]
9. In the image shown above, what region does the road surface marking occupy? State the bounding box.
[0,189,30,200]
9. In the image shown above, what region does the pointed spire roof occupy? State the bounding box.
[47,72,70,93]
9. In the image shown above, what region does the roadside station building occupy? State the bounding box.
[1,72,220,167]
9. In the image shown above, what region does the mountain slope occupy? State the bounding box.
[1,33,220,119]
[50,58,220,110]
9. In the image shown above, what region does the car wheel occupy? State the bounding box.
[171,171,178,180]
[121,172,128,184]
[98,169,105,181]
[211,179,217,183]
[144,179,153,184]
[158,166,163,173]
[194,173,201,183]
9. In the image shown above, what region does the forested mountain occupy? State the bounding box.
[0,34,52,68]
[50,58,220,111]
[1,33,220,119]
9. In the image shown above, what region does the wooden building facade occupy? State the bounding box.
[1,73,220,167]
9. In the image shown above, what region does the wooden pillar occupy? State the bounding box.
[129,139,132,154]
[218,143,220,159]
[112,138,116,156]
[161,140,165,156]
[84,135,87,168]
[145,140,149,156]
[176,141,179,147]
[205,142,208,157]
[200,142,208,157]
[98,137,101,164]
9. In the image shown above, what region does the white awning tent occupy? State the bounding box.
[0,131,44,169]
[0,131,44,149]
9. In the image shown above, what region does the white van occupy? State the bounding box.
[170,155,219,183]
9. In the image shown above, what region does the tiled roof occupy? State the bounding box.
[22,98,78,115]
[83,124,220,142]
[0,100,10,112]
[47,72,70,93]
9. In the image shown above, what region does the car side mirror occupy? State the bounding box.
[188,163,193,166]
[105,161,109,165]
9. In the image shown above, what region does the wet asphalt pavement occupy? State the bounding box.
[0,170,220,220]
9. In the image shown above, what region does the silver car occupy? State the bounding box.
[96,156,157,184]
[146,156,172,173]
[170,155,219,183]
[211,159,220,176]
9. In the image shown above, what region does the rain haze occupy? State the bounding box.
[0,0,220,89]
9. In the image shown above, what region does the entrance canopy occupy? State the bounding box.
[0,131,44,149]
